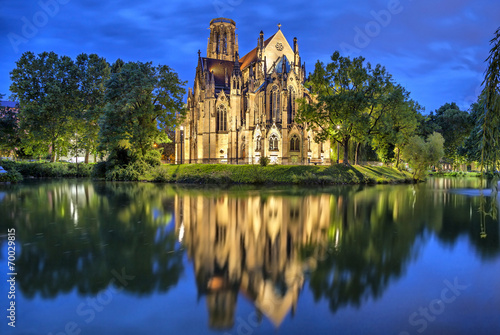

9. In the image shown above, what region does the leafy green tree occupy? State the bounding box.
[425,102,471,168]
[401,132,444,180]
[98,61,186,161]
[460,99,486,165]
[481,26,500,171]
[10,51,79,162]
[74,53,110,163]
[371,98,421,167]
[297,51,418,165]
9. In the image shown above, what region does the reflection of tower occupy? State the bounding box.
[174,192,331,329]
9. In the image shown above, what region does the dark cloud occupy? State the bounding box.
[1,0,499,112]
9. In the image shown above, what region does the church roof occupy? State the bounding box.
[239,33,276,70]
[202,58,237,89]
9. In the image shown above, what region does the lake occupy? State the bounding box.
[0,178,499,335]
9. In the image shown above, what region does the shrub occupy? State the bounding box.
[0,170,23,183]
[144,150,162,167]
[259,156,270,167]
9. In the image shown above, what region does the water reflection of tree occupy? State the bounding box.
[307,185,427,312]
[0,181,183,298]
[309,180,500,313]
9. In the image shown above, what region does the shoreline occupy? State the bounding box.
[0,161,414,185]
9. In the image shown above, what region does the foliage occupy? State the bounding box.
[98,61,186,161]
[0,160,93,178]
[480,26,500,171]
[73,53,111,163]
[401,132,445,180]
[10,51,79,161]
[459,100,485,164]
[259,156,270,166]
[423,102,472,167]
[297,51,419,165]
[0,169,23,183]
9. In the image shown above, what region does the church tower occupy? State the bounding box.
[207,18,239,61]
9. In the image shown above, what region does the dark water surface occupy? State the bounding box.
[0,178,499,335]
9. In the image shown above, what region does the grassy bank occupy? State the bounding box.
[149,164,412,185]
[0,160,413,185]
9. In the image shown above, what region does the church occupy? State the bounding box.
[175,18,331,164]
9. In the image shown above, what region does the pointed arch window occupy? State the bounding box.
[269,134,279,151]
[256,135,262,151]
[290,135,300,152]
[287,86,296,124]
[217,104,227,132]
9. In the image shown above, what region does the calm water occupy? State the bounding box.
[0,178,499,335]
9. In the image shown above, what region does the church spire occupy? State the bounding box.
[232,52,242,77]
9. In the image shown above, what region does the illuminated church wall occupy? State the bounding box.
[176,17,331,165]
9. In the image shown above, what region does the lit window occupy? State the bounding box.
[217,104,227,132]
[269,134,279,151]
[290,135,300,152]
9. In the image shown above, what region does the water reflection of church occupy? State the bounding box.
[174,193,331,329]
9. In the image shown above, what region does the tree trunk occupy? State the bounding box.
[355,142,361,165]
[50,140,56,162]
[396,147,400,169]
[85,150,89,164]
[343,138,349,165]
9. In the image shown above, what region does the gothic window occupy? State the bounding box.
[256,135,262,151]
[270,86,280,120]
[269,134,279,151]
[222,32,227,54]
[217,104,227,132]
[287,86,296,124]
[290,135,300,152]
[308,136,311,152]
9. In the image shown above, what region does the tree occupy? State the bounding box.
[401,132,444,181]
[481,26,500,171]
[74,53,110,163]
[425,102,471,169]
[371,98,421,167]
[297,51,418,165]
[98,61,186,161]
[10,51,79,161]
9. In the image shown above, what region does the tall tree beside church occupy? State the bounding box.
[74,53,110,163]
[481,26,500,170]
[297,51,418,165]
[10,51,78,161]
[98,61,186,159]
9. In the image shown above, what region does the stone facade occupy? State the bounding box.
[176,18,330,164]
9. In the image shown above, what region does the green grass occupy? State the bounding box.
[149,164,413,185]
[1,160,413,185]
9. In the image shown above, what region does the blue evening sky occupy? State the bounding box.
[1,0,499,113]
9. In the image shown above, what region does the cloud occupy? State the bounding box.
[0,0,499,113]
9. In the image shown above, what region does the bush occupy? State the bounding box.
[144,150,162,167]
[0,170,23,183]
[259,156,270,167]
